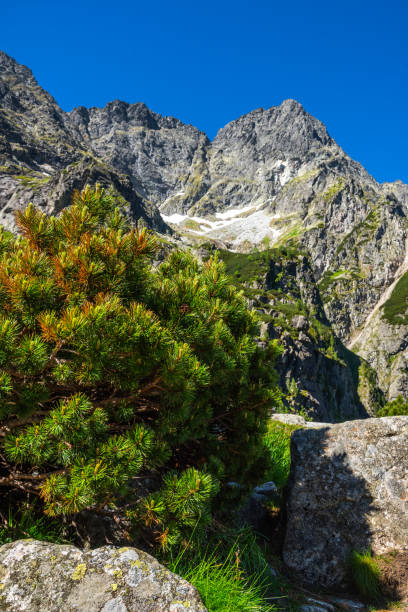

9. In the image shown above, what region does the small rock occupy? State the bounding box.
[328,597,365,610]
[253,481,277,496]
[291,315,309,330]
[271,413,308,426]
[271,413,331,428]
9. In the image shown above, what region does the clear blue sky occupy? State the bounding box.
[2,0,407,183]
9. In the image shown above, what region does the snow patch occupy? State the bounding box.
[214,204,256,220]
[161,205,285,250]
[270,159,294,187]
[279,164,293,186]
[161,213,189,224]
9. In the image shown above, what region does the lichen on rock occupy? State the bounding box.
[0,540,206,611]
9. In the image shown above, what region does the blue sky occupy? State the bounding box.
[2,0,407,183]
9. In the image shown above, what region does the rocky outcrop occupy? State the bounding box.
[265,255,374,420]
[283,416,408,590]
[348,258,408,400]
[0,539,206,611]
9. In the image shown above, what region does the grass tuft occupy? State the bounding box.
[0,504,66,545]
[168,529,277,612]
[264,421,299,488]
[350,549,382,603]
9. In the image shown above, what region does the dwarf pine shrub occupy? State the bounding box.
[0,186,280,549]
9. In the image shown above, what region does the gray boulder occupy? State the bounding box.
[0,539,206,611]
[283,416,408,590]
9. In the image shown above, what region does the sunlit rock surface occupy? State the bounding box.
[0,539,206,611]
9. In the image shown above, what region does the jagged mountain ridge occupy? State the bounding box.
[0,51,168,233]
[2,50,408,404]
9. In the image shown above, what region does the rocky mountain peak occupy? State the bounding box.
[0,50,32,77]
[279,97,303,110]
[70,100,160,132]
[67,97,208,204]
[0,50,59,113]
[213,98,336,159]
[0,50,168,234]
[69,99,206,136]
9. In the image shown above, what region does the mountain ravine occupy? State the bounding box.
[1,49,408,412]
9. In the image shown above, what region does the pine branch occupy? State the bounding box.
[0,476,41,495]
[7,469,66,482]
[0,186,279,542]
[0,412,51,437]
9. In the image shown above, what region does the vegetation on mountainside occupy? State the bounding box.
[216,246,342,362]
[356,359,385,416]
[377,395,408,417]
[322,179,344,203]
[317,206,381,308]
[216,244,299,290]
[0,185,281,550]
[318,268,365,297]
[14,174,51,189]
[382,270,408,325]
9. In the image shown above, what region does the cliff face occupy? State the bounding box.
[68,101,210,207]
[213,246,379,421]
[1,49,408,406]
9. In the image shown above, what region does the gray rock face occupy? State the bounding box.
[284,417,408,589]
[346,249,408,400]
[188,100,340,215]
[68,101,210,208]
[0,539,206,611]
[352,311,408,400]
